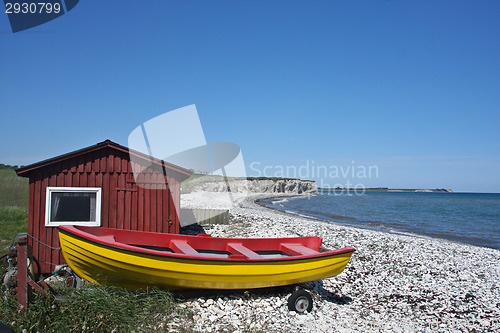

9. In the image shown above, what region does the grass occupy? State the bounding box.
[0,169,29,255]
[1,283,195,332]
[0,169,29,208]
[0,206,28,254]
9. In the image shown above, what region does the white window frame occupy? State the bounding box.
[45,187,102,227]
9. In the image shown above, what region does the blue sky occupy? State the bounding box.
[1,1,499,192]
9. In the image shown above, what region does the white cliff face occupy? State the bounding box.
[182,178,317,194]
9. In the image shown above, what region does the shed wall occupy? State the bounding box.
[27,147,180,274]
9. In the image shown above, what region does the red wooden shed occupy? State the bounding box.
[16,140,192,275]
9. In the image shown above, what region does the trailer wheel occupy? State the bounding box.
[288,290,313,313]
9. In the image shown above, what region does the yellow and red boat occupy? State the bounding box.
[58,225,355,290]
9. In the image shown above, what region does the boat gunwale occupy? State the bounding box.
[58,226,355,263]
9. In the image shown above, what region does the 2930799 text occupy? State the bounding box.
[5,2,61,14]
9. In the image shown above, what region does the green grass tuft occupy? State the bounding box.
[0,206,28,254]
[0,169,29,209]
[1,283,195,332]
[0,169,29,255]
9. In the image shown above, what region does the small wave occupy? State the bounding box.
[271,198,289,205]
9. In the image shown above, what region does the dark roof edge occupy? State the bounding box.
[16,139,192,180]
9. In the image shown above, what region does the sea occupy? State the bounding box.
[262,190,500,250]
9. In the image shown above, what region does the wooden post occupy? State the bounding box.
[16,234,29,308]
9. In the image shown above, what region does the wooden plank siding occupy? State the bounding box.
[17,141,190,274]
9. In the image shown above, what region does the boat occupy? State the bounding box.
[58,225,355,290]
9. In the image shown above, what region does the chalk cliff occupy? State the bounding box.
[182,178,317,194]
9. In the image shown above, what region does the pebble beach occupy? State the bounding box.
[180,192,500,333]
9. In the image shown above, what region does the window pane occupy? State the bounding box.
[51,192,97,222]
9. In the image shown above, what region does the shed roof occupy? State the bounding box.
[16,139,192,181]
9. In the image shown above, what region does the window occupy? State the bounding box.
[45,187,101,227]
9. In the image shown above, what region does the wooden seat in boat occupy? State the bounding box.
[170,240,199,256]
[227,243,264,259]
[280,243,319,256]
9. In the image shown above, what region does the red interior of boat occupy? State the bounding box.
[59,225,355,261]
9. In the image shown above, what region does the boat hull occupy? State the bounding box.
[58,227,354,290]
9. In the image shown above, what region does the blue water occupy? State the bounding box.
[263,191,500,250]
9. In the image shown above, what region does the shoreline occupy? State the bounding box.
[180,192,500,332]
[255,194,499,251]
